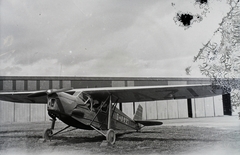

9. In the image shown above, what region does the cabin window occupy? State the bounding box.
[99,98,110,113]
[77,92,109,112]
[101,102,108,112]
[78,92,91,104]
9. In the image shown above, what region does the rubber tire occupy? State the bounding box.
[43,128,53,140]
[106,129,116,145]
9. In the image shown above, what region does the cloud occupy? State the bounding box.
[1,0,156,65]
[3,36,14,46]
[0,0,231,77]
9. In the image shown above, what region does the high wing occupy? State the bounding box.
[0,84,224,104]
[78,84,224,103]
[0,91,48,103]
[0,88,75,104]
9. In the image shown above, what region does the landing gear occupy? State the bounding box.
[90,94,117,145]
[43,116,75,141]
[106,129,116,145]
[90,125,116,145]
[43,128,53,140]
[43,117,56,141]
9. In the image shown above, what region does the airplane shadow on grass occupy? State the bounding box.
[0,130,218,144]
[46,130,218,145]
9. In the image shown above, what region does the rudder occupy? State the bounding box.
[133,105,143,121]
[133,104,163,126]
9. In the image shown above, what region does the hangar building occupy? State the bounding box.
[0,76,231,123]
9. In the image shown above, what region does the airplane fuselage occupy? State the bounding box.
[47,92,141,131]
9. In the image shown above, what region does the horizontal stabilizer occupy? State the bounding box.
[135,120,163,126]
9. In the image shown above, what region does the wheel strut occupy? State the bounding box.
[90,125,116,145]
[43,117,56,141]
[51,118,56,130]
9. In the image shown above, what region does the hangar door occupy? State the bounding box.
[223,93,232,116]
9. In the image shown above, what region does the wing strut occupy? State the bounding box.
[107,95,119,129]
[89,94,117,145]
[89,95,110,126]
[108,95,112,129]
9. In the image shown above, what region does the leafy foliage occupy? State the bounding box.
[189,0,240,109]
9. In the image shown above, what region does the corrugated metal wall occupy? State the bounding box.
[0,77,224,123]
[122,97,223,120]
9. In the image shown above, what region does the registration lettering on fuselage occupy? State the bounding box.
[116,113,130,125]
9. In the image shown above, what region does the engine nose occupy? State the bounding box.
[47,97,61,112]
[47,92,78,116]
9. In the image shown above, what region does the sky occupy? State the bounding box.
[0,0,231,77]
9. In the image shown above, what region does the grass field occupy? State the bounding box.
[0,116,240,155]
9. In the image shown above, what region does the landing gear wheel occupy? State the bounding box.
[43,128,53,140]
[106,129,116,145]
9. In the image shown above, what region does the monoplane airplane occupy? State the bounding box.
[0,84,224,144]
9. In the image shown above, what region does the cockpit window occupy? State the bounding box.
[77,92,109,112]
[78,92,92,104]
[76,92,93,110]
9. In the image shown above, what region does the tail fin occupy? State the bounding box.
[133,104,163,126]
[133,105,143,121]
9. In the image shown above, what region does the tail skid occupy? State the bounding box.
[133,105,163,126]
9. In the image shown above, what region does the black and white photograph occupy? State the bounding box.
[0,0,240,154]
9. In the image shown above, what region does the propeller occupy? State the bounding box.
[28,87,73,97]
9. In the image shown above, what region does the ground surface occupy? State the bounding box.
[0,116,240,155]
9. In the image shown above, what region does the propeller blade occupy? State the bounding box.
[28,91,48,97]
[28,87,73,97]
[46,87,73,95]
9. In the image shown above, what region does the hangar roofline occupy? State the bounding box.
[0,76,212,82]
